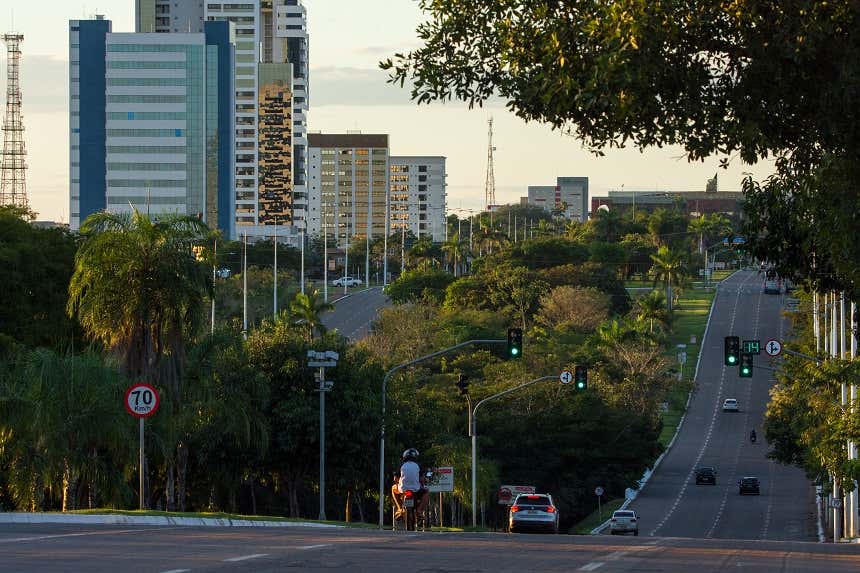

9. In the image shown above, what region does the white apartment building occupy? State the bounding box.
[136,0,309,242]
[389,156,447,242]
[526,176,589,222]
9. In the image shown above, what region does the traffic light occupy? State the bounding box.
[455,374,469,395]
[507,327,523,359]
[740,354,753,378]
[724,336,740,366]
[574,365,588,391]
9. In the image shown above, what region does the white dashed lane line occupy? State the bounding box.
[223,553,269,562]
[650,271,756,536]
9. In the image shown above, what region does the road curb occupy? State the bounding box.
[0,512,341,528]
[591,276,726,535]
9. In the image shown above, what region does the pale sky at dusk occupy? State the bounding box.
[2,0,775,222]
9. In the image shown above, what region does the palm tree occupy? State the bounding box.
[289,288,334,340]
[67,209,211,510]
[688,215,709,255]
[68,209,211,383]
[636,290,670,334]
[441,233,469,276]
[649,245,687,312]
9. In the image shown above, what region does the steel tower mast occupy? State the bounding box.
[1,33,27,209]
[484,117,495,210]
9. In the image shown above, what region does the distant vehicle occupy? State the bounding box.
[509,493,559,534]
[216,267,231,278]
[609,509,639,536]
[738,476,761,495]
[331,276,363,287]
[784,279,796,293]
[763,277,782,294]
[695,467,717,485]
[723,398,739,412]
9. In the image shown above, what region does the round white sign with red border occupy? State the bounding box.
[125,383,160,418]
[765,339,782,357]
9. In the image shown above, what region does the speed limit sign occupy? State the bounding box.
[125,383,160,418]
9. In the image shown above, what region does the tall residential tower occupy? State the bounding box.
[137,0,310,241]
[70,16,235,232]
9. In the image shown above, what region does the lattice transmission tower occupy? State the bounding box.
[484,116,496,210]
[1,33,27,209]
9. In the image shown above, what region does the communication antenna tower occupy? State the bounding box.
[484,117,496,210]
[1,33,27,209]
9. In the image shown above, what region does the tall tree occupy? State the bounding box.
[649,246,687,312]
[288,288,334,340]
[67,209,211,509]
[381,1,860,298]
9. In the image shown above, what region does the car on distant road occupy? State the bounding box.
[509,493,559,534]
[331,276,363,287]
[722,398,739,412]
[695,467,717,485]
[609,510,639,536]
[763,276,782,294]
[738,476,761,495]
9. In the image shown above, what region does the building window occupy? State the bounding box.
[418,175,427,182]
[418,165,427,172]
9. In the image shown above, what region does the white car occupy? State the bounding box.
[723,398,739,412]
[331,276,362,287]
[609,509,639,535]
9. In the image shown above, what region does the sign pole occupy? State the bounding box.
[139,418,144,510]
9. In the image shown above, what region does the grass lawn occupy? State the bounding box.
[570,498,626,534]
[658,283,719,446]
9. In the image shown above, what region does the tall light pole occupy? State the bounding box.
[273,220,278,317]
[211,239,216,334]
[242,232,248,340]
[323,198,329,303]
[300,227,305,295]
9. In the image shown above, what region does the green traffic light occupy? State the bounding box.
[741,367,750,375]
[511,348,519,356]
[577,381,584,389]
[728,356,736,364]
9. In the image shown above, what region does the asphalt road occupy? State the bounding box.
[321,287,390,341]
[1,523,856,572]
[626,270,817,541]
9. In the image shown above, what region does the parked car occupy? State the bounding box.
[695,467,717,485]
[609,509,639,536]
[738,476,761,495]
[723,398,739,412]
[331,276,363,287]
[509,493,559,534]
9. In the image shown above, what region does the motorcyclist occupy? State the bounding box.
[391,447,429,520]
[750,429,757,443]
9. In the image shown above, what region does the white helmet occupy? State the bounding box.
[402,448,419,462]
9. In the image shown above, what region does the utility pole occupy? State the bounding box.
[323,199,328,302]
[211,239,216,334]
[300,227,305,295]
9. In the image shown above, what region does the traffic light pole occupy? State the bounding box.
[378,339,505,529]
[470,375,556,528]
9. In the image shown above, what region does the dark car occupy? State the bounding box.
[695,467,717,485]
[738,476,760,495]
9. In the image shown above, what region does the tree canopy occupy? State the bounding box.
[382,0,860,299]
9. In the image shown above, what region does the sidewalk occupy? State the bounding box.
[0,512,341,529]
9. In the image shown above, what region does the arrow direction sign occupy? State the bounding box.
[559,370,573,385]
[765,339,782,357]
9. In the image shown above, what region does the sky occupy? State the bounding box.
[1,0,776,222]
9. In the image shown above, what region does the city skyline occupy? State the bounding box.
[3,0,776,223]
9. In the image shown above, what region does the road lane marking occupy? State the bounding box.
[160,570,191,573]
[224,553,269,562]
[705,282,763,538]
[296,544,331,550]
[0,527,177,543]
[650,271,756,536]
[605,551,628,559]
[579,563,604,571]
